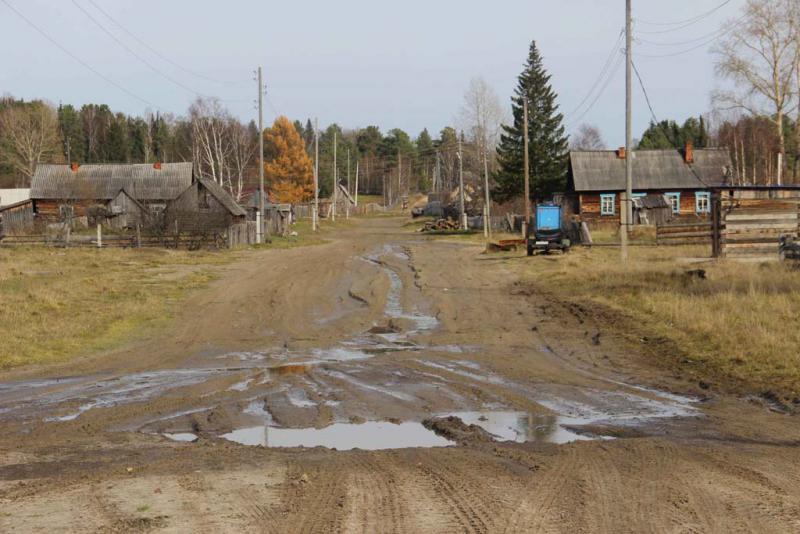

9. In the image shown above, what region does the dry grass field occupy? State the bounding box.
[523,244,800,400]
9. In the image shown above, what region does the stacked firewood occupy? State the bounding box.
[419,219,460,232]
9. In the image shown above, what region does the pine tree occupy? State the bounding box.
[494,41,568,201]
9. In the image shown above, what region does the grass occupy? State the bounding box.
[0,246,234,370]
[249,219,355,250]
[521,245,800,399]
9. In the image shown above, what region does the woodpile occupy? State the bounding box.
[419,219,460,232]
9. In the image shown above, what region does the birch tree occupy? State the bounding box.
[713,0,798,168]
[0,100,60,184]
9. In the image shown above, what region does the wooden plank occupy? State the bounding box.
[657,222,713,230]
[723,222,798,231]
[722,237,783,245]
[657,231,713,239]
[726,212,798,222]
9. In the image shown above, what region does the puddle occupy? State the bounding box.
[446,411,595,444]
[228,379,253,392]
[287,388,317,408]
[163,432,199,442]
[221,421,454,450]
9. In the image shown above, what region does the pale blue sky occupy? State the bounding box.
[0,0,745,146]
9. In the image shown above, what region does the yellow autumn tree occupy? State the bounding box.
[263,116,314,203]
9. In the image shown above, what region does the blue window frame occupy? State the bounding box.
[600,194,616,216]
[632,192,647,199]
[695,192,711,214]
[665,192,681,214]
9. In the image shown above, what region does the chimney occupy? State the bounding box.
[153,162,162,170]
[616,147,626,160]
[684,141,694,164]
[70,162,79,172]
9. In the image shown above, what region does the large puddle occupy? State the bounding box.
[219,421,454,450]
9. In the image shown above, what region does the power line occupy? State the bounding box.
[84,0,245,87]
[633,20,740,58]
[631,59,712,188]
[566,52,625,129]
[71,0,248,104]
[636,16,744,47]
[635,0,732,27]
[0,0,159,109]
[564,28,625,120]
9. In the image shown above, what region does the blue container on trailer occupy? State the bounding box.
[535,204,561,232]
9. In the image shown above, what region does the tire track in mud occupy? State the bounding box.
[275,457,349,534]
[344,452,409,534]
[406,451,515,533]
[501,446,581,533]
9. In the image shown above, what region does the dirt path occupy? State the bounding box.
[1,217,799,533]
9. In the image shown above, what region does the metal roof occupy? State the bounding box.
[30,163,193,200]
[569,149,732,192]
[195,176,247,217]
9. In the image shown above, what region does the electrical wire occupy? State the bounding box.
[564,29,625,120]
[631,59,713,188]
[71,0,249,104]
[633,20,740,58]
[635,0,732,27]
[85,0,245,87]
[636,16,744,47]
[0,0,160,109]
[566,52,625,129]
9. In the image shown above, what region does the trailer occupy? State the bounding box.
[527,203,571,256]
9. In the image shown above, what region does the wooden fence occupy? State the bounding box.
[718,198,799,260]
[656,221,713,246]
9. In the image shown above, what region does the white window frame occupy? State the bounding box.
[665,192,681,215]
[600,194,616,216]
[695,192,710,214]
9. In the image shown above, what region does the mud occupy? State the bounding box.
[2,217,800,533]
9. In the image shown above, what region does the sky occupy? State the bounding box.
[0,0,747,147]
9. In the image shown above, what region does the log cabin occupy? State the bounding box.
[29,163,245,231]
[567,145,732,228]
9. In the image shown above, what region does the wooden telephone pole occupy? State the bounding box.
[523,98,530,237]
[622,0,633,260]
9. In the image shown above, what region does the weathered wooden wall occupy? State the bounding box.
[580,190,709,226]
[0,200,35,235]
[721,198,800,259]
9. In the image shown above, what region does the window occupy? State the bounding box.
[600,194,616,216]
[665,192,681,214]
[59,205,74,220]
[695,192,710,214]
[632,193,647,199]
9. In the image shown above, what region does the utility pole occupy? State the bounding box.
[347,148,351,196]
[354,160,359,206]
[523,98,531,237]
[313,117,319,231]
[398,149,402,209]
[483,148,491,240]
[622,0,633,260]
[257,66,265,244]
[457,135,466,230]
[332,131,337,221]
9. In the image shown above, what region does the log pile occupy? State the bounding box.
[419,219,460,232]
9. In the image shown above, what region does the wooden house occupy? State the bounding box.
[30,162,193,227]
[166,176,247,232]
[567,145,732,227]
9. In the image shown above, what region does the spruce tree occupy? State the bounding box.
[494,41,568,202]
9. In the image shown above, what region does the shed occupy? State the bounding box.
[167,175,246,232]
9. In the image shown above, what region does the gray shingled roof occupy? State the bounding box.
[30,163,193,200]
[195,176,247,217]
[569,149,732,192]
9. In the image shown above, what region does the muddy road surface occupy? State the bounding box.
[2,217,800,533]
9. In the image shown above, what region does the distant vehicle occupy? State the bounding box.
[527,203,570,256]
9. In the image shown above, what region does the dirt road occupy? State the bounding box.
[1,217,799,533]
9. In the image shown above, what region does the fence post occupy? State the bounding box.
[711,190,721,258]
[136,224,141,248]
[96,224,102,248]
